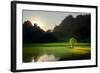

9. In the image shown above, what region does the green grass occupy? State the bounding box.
[23,43,91,62]
[23,43,90,47]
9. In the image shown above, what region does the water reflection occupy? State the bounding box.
[31,54,59,62]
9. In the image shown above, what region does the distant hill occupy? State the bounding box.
[53,14,91,42]
[23,20,58,43]
[23,14,91,43]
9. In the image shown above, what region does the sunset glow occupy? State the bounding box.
[23,10,84,32]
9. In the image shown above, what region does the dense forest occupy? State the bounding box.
[23,14,91,43]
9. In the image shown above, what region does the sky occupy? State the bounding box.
[23,10,88,31]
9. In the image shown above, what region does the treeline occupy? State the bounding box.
[53,14,91,42]
[23,14,91,43]
[23,21,58,43]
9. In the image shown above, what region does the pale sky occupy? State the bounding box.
[23,10,88,31]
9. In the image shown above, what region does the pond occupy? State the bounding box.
[31,54,59,62]
[23,43,91,63]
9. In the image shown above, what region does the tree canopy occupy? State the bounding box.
[23,14,91,43]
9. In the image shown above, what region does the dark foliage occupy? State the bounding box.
[53,14,91,42]
[23,14,91,43]
[23,20,58,43]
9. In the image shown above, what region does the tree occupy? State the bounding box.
[23,20,58,43]
[23,20,32,28]
[69,37,77,48]
[53,14,91,42]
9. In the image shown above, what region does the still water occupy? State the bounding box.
[31,54,59,62]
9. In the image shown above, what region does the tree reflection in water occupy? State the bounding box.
[31,54,59,62]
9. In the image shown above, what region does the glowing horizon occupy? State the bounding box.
[23,10,88,31]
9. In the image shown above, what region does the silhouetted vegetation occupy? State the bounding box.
[53,14,91,42]
[23,14,91,62]
[23,14,91,43]
[23,20,58,43]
